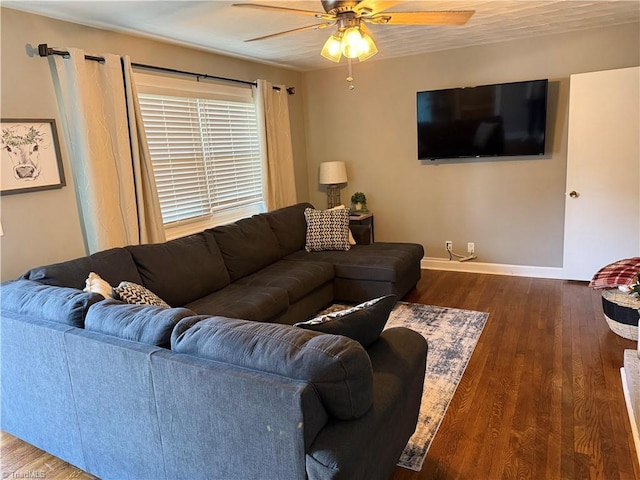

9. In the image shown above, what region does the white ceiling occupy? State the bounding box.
[4,1,640,71]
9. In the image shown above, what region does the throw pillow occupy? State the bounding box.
[304,207,351,252]
[295,294,397,348]
[83,272,114,299]
[114,281,170,308]
[589,257,640,289]
[329,205,356,245]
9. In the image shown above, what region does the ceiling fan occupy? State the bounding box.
[233,1,474,87]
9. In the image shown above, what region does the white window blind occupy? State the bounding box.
[135,73,263,237]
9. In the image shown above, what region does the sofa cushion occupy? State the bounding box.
[171,316,373,419]
[210,215,282,281]
[0,279,103,328]
[295,295,396,348]
[184,284,289,322]
[287,242,424,282]
[85,299,194,347]
[22,248,142,290]
[127,233,230,307]
[264,202,313,256]
[304,207,351,252]
[235,259,334,304]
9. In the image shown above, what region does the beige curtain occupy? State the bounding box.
[121,57,165,245]
[49,48,164,253]
[255,79,297,211]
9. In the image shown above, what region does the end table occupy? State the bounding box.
[349,212,374,245]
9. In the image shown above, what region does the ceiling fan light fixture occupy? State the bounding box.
[321,33,343,62]
[341,26,363,58]
[233,1,476,90]
[357,30,378,61]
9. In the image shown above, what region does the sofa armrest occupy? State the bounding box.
[306,326,427,480]
[369,326,428,368]
[1,279,103,328]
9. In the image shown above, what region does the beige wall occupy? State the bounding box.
[1,7,638,280]
[304,23,640,267]
[0,7,308,281]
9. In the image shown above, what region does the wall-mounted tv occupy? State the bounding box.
[417,79,548,160]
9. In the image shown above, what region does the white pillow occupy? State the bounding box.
[83,272,114,299]
[329,205,356,245]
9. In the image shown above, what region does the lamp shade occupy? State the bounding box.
[319,161,348,185]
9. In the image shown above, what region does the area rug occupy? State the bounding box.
[325,301,489,472]
[386,302,489,471]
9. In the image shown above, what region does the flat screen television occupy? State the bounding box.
[417,79,548,160]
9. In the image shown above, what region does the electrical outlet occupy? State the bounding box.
[445,241,453,251]
[467,242,475,254]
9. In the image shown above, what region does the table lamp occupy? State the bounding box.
[319,161,348,208]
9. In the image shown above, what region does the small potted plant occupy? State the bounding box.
[350,192,368,212]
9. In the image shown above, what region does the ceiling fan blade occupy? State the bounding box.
[375,10,475,26]
[353,0,402,16]
[359,21,374,37]
[232,3,334,19]
[244,22,335,42]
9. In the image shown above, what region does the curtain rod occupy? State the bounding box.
[37,44,295,95]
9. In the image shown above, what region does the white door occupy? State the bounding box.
[563,67,640,281]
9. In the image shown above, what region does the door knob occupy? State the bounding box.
[569,190,579,198]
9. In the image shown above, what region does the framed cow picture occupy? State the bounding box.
[1,119,65,195]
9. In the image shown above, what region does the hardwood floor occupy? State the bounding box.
[0,431,97,480]
[393,270,639,480]
[1,270,638,479]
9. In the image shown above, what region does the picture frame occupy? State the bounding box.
[1,118,65,195]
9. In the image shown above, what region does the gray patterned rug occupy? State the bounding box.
[389,302,489,471]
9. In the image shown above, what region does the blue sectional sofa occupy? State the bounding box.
[1,202,427,480]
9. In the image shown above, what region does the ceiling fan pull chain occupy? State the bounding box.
[347,57,355,90]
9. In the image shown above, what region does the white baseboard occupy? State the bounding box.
[621,367,640,469]
[421,257,565,279]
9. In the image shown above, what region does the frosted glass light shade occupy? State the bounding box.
[319,161,348,185]
[320,22,378,66]
[321,35,343,63]
[341,26,363,58]
[357,31,378,61]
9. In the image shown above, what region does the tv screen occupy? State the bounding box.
[417,79,548,160]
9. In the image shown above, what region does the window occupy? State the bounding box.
[135,73,264,238]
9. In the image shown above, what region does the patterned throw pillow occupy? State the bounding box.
[590,257,640,289]
[114,281,170,308]
[295,295,397,348]
[304,207,351,252]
